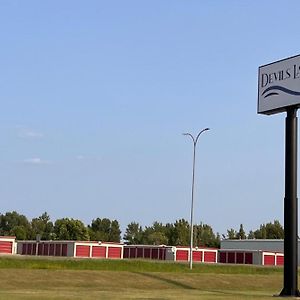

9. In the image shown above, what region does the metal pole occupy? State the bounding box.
[189,141,196,270]
[280,108,300,297]
[183,128,209,270]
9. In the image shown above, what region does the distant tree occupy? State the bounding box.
[265,220,284,239]
[147,231,168,245]
[194,223,220,248]
[54,218,89,240]
[254,220,284,239]
[30,212,54,240]
[88,218,110,241]
[236,224,246,240]
[123,222,144,244]
[173,219,190,246]
[109,220,121,242]
[88,218,121,242]
[12,226,28,240]
[248,230,255,239]
[165,223,176,246]
[254,224,267,239]
[0,211,31,240]
[143,222,168,245]
[226,228,238,239]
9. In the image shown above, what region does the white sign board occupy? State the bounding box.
[258,54,300,115]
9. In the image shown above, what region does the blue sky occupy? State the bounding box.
[1,1,300,236]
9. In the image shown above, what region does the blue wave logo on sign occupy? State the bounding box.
[262,85,300,99]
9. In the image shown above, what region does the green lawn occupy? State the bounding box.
[0,256,289,299]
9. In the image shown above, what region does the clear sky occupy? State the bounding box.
[1,1,300,237]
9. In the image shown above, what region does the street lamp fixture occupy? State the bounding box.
[183,128,210,270]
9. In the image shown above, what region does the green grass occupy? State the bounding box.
[0,269,284,300]
[0,256,289,299]
[0,255,283,274]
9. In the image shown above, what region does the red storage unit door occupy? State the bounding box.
[245,253,253,264]
[108,247,121,259]
[176,250,189,261]
[62,244,68,257]
[76,245,90,257]
[123,247,129,258]
[236,252,244,264]
[38,243,43,255]
[92,246,106,258]
[49,244,55,256]
[43,244,49,256]
[193,251,202,262]
[276,255,284,266]
[55,244,62,256]
[137,248,143,258]
[0,241,13,254]
[32,244,36,255]
[159,248,166,260]
[219,252,226,263]
[151,248,159,259]
[22,243,27,255]
[27,243,32,255]
[144,248,150,258]
[264,254,275,265]
[204,251,216,263]
[129,248,137,258]
[228,252,235,263]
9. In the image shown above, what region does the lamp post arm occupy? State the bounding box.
[183,133,196,144]
[195,128,210,145]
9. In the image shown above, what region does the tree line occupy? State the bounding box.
[0,211,284,248]
[225,221,284,240]
[123,219,220,248]
[0,211,121,242]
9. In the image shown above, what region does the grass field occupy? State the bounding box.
[0,256,290,299]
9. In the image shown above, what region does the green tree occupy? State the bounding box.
[30,212,54,240]
[89,218,121,242]
[236,224,246,240]
[254,220,284,239]
[11,225,27,240]
[173,219,190,246]
[147,231,168,245]
[109,220,121,242]
[194,223,220,248]
[226,228,238,239]
[165,223,176,245]
[265,220,284,239]
[254,224,267,239]
[54,218,89,240]
[123,222,144,244]
[248,230,255,239]
[0,211,31,239]
[143,222,168,245]
[88,218,110,241]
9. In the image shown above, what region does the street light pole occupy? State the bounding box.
[183,128,210,270]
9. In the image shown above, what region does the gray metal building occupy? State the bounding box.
[221,239,300,265]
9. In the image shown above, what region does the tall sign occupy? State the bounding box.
[258,54,300,115]
[258,55,300,297]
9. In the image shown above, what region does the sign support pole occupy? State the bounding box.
[280,107,300,297]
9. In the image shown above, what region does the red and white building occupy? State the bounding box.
[219,249,284,266]
[220,239,287,266]
[174,246,218,263]
[123,245,174,260]
[123,244,218,263]
[0,236,16,255]
[0,235,289,267]
[17,240,123,259]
